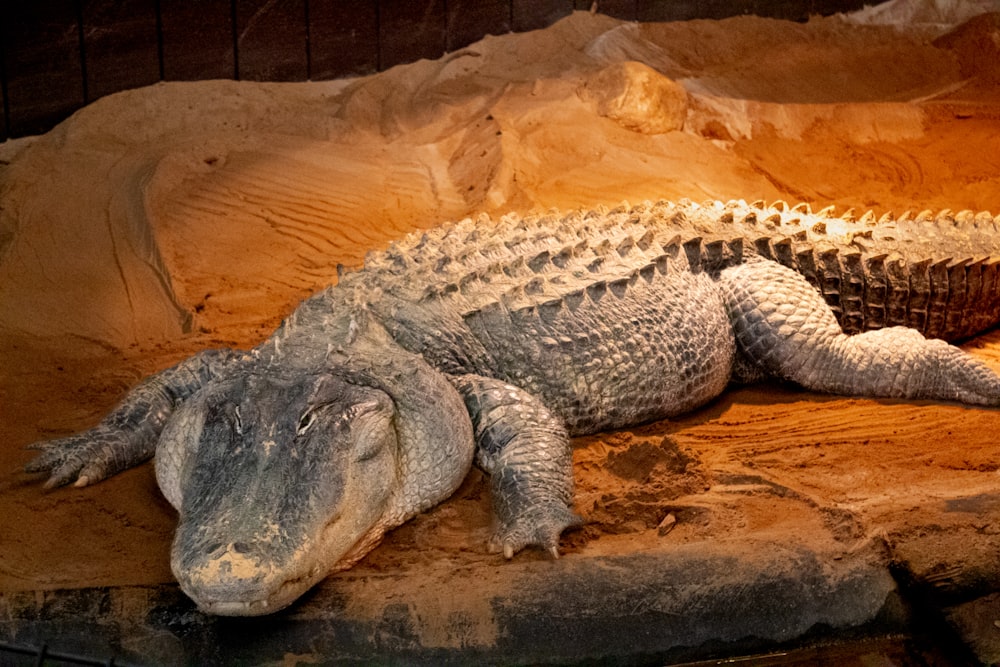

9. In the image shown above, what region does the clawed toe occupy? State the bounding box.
[489,505,582,560]
[23,428,123,489]
[23,440,71,474]
[42,459,85,489]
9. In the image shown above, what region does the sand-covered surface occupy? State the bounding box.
[2,2,1000,635]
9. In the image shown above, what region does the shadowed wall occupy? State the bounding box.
[0,0,886,141]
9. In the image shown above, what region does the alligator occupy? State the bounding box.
[25,198,1000,616]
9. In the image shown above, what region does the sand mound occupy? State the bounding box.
[2,8,998,350]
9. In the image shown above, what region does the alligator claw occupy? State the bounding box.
[38,451,89,489]
[489,503,582,560]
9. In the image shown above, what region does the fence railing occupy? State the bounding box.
[0,639,131,667]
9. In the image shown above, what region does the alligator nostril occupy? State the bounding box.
[204,543,224,556]
[230,541,251,555]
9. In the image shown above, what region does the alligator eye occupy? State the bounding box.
[297,411,316,435]
[233,406,243,434]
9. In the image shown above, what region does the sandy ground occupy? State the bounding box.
[2,1,1000,626]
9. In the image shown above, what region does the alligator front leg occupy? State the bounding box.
[449,374,582,558]
[721,257,1000,405]
[25,348,241,488]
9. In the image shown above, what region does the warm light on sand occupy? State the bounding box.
[1,9,999,652]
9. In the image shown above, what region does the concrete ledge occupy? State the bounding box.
[0,538,904,665]
[945,593,1000,666]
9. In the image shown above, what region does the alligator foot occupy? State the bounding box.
[449,373,581,558]
[25,349,241,489]
[25,425,139,488]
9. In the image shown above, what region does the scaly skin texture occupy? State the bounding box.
[25,199,1000,616]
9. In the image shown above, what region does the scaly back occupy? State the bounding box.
[341,199,1000,343]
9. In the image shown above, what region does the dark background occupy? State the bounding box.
[0,0,884,141]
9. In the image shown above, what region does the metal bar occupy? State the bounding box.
[0,639,134,667]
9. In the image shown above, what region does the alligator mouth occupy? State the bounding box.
[177,498,396,616]
[199,597,276,615]
[193,566,320,616]
[188,513,379,616]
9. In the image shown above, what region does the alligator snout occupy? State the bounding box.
[175,540,291,615]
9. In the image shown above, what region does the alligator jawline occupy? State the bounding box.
[198,512,389,615]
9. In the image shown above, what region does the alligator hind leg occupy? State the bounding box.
[719,257,1000,406]
[25,348,241,488]
[448,374,582,558]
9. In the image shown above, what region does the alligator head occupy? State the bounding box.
[154,317,475,615]
[153,368,400,614]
